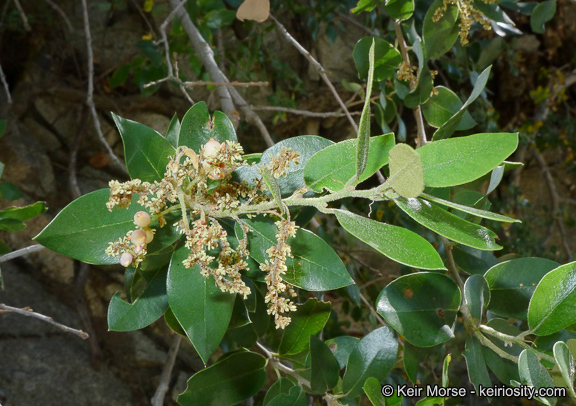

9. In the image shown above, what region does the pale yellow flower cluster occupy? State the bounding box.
[433,0,494,45]
[267,146,301,179]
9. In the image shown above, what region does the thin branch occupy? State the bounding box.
[256,342,309,387]
[12,0,30,31]
[0,244,45,263]
[360,293,386,326]
[0,304,89,339]
[251,105,362,118]
[336,11,378,36]
[151,334,182,406]
[144,79,269,89]
[0,63,12,103]
[270,15,358,133]
[42,0,73,32]
[81,0,127,174]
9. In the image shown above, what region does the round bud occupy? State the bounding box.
[204,138,222,159]
[145,229,154,244]
[134,211,151,228]
[131,229,147,246]
[120,252,133,267]
[133,244,145,254]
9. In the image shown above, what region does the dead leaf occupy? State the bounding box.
[236,0,270,23]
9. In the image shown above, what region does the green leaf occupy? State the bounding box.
[310,335,340,394]
[423,0,459,60]
[353,37,402,81]
[112,113,175,183]
[394,196,501,251]
[0,218,25,232]
[482,319,522,385]
[263,377,295,406]
[452,245,498,275]
[34,189,139,264]
[464,274,490,321]
[228,286,270,348]
[553,341,576,400]
[385,0,414,21]
[236,217,353,291]
[267,385,307,406]
[177,350,267,406]
[0,120,6,138]
[0,182,24,200]
[179,102,237,151]
[404,39,434,108]
[335,210,445,270]
[164,307,186,336]
[356,39,375,181]
[432,67,492,140]
[261,167,285,215]
[387,143,425,198]
[528,261,576,336]
[419,132,518,187]
[376,272,461,347]
[110,65,130,88]
[279,298,331,356]
[421,87,476,130]
[403,342,430,384]
[325,336,359,370]
[304,134,395,193]
[421,192,519,223]
[167,244,235,364]
[228,294,252,329]
[518,349,557,405]
[165,113,180,148]
[108,267,168,331]
[0,202,47,222]
[531,0,556,33]
[463,336,493,397]
[363,376,386,406]
[485,257,559,320]
[342,326,398,397]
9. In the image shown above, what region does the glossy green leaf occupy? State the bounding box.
[279,298,331,355]
[304,134,395,193]
[376,272,461,347]
[531,0,556,33]
[553,341,576,400]
[432,67,491,140]
[528,261,576,336]
[179,102,237,151]
[419,132,518,187]
[261,167,285,215]
[325,336,359,370]
[34,189,139,264]
[228,295,251,329]
[342,326,398,397]
[485,258,559,320]
[236,217,353,291]
[394,196,501,251]
[167,244,235,364]
[363,377,386,406]
[177,350,267,406]
[423,0,459,60]
[263,378,295,406]
[164,307,186,336]
[228,286,269,348]
[385,0,414,21]
[165,112,180,148]
[335,210,444,270]
[482,319,522,385]
[421,192,519,223]
[518,349,557,405]
[108,268,168,331]
[464,274,490,321]
[453,245,498,275]
[463,336,493,396]
[356,39,375,181]
[422,87,476,130]
[0,202,47,222]
[112,113,175,183]
[267,385,307,406]
[404,39,434,108]
[388,143,425,198]
[310,335,340,394]
[353,37,402,81]
[403,342,431,384]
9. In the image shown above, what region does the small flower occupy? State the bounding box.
[134,211,151,228]
[120,252,133,267]
[131,229,147,245]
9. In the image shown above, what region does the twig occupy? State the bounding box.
[12,0,31,31]
[75,262,103,366]
[360,293,386,325]
[251,105,362,118]
[256,342,310,387]
[0,244,45,263]
[0,63,12,103]
[270,15,358,134]
[69,108,88,199]
[80,0,127,174]
[42,0,73,32]
[336,11,378,36]
[144,79,269,89]
[0,303,88,339]
[151,334,182,406]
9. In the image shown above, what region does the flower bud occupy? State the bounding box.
[204,138,222,159]
[145,229,154,244]
[131,229,147,245]
[120,252,133,267]
[133,244,145,254]
[134,211,151,228]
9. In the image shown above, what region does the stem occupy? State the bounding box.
[0,244,45,263]
[151,334,182,406]
[256,342,310,387]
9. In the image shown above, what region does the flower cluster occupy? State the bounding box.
[433,0,495,45]
[105,211,155,268]
[267,146,301,178]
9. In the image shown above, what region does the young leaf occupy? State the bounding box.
[463,336,493,396]
[112,113,175,183]
[304,134,395,193]
[394,196,501,251]
[387,143,425,198]
[363,376,386,406]
[165,112,180,148]
[528,261,576,336]
[423,0,459,60]
[485,257,559,320]
[177,350,267,406]
[376,272,461,347]
[278,298,331,355]
[356,39,375,180]
[518,349,557,405]
[335,209,445,270]
[34,189,139,264]
[530,0,556,33]
[421,86,476,130]
[108,268,168,331]
[553,341,576,400]
[325,336,360,370]
[167,244,235,364]
[421,192,519,223]
[353,37,402,81]
[179,102,238,151]
[419,132,518,187]
[310,335,340,394]
[342,326,398,397]
[464,274,490,321]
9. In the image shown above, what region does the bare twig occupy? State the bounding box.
[360,293,386,325]
[336,11,378,36]
[12,0,30,31]
[151,334,182,406]
[270,15,358,133]
[81,0,127,174]
[256,342,309,387]
[0,303,88,339]
[75,262,103,366]
[144,79,269,89]
[0,63,12,103]
[42,0,73,32]
[0,245,45,263]
[251,105,362,118]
